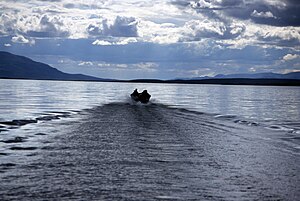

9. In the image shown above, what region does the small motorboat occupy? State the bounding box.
[131,89,151,104]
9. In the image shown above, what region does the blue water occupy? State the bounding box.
[0,79,299,200]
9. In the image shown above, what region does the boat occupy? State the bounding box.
[131,89,151,104]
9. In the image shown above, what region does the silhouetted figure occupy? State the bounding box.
[130,89,151,103]
[139,90,151,103]
[131,89,139,101]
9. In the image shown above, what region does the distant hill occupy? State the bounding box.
[190,72,300,80]
[128,78,300,86]
[0,51,106,81]
[128,73,300,86]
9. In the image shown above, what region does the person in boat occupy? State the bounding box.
[130,89,151,103]
[131,89,139,101]
[139,90,151,103]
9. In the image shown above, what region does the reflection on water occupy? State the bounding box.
[0,79,299,125]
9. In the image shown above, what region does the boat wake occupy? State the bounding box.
[0,102,299,200]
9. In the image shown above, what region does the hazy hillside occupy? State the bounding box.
[0,51,105,81]
[213,72,300,79]
[192,72,300,80]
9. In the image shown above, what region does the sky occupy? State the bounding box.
[0,0,299,79]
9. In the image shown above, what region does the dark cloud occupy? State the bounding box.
[170,0,190,7]
[171,0,243,10]
[172,0,300,26]
[36,0,61,2]
[219,0,243,7]
[63,3,103,10]
[171,1,247,42]
[87,16,138,37]
[225,1,300,26]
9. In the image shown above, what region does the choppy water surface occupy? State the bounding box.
[0,79,299,200]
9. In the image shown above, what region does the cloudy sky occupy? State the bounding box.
[0,0,299,79]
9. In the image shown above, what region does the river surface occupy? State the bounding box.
[0,79,299,200]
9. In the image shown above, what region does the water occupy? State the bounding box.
[0,79,299,200]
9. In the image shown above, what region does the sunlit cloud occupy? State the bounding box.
[251,10,276,19]
[282,54,300,61]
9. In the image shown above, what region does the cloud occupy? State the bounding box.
[37,0,62,2]
[132,62,158,71]
[251,10,276,19]
[256,26,300,46]
[137,20,181,44]
[92,38,138,46]
[11,35,34,44]
[282,54,300,61]
[116,38,138,45]
[1,0,299,79]
[63,3,104,10]
[97,62,128,69]
[92,40,112,46]
[224,1,300,26]
[31,4,65,14]
[184,20,226,39]
[26,15,70,38]
[0,11,70,39]
[173,0,243,10]
[173,0,300,26]
[190,0,213,9]
[78,61,93,66]
[95,62,157,72]
[2,37,297,79]
[0,13,17,35]
[181,19,245,41]
[87,16,138,37]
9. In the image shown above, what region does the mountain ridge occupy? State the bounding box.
[0,51,106,81]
